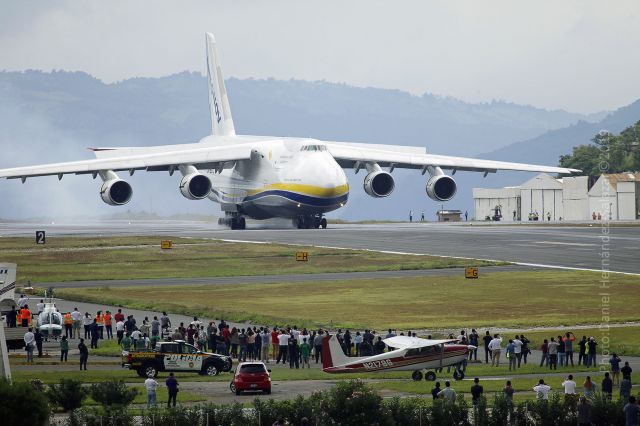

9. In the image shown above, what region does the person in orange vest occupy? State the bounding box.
[95,311,105,340]
[64,312,73,339]
[104,311,113,339]
[20,305,31,327]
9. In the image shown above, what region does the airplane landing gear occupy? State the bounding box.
[218,215,246,230]
[411,370,423,381]
[294,214,327,229]
[425,371,437,381]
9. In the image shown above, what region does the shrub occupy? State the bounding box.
[139,406,203,426]
[66,407,135,426]
[386,396,429,425]
[0,379,50,424]
[317,380,392,425]
[48,378,86,412]
[89,379,138,407]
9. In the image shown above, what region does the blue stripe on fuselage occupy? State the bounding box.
[242,190,348,207]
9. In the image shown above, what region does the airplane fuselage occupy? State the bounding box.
[203,136,349,220]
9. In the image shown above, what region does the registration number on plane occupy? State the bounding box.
[362,359,394,369]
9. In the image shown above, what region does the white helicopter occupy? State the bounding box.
[37,301,64,339]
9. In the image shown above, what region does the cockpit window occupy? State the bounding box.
[300,145,327,152]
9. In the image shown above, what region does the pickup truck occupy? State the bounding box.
[122,340,232,378]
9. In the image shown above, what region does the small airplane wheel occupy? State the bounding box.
[425,371,437,381]
[411,370,423,381]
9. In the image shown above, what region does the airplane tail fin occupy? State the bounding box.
[322,334,349,369]
[205,33,236,137]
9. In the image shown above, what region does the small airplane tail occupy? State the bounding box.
[205,32,236,137]
[322,334,349,369]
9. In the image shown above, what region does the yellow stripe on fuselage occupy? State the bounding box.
[247,183,349,198]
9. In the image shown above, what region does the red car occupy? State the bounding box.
[230,362,272,395]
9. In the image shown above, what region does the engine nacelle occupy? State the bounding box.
[363,170,395,198]
[426,174,457,201]
[100,179,133,206]
[179,173,212,200]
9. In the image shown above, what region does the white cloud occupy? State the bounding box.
[1,0,639,113]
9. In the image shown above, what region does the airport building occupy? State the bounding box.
[473,172,640,221]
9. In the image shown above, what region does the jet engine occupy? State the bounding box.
[426,174,457,201]
[179,173,212,200]
[100,179,133,206]
[363,170,395,198]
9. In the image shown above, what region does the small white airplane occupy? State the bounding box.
[322,334,472,381]
[0,33,580,229]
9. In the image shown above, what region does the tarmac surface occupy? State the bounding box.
[1,220,639,275]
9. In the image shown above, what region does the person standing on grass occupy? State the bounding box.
[470,378,483,406]
[288,332,300,369]
[587,337,598,367]
[261,328,270,362]
[488,334,502,366]
[483,331,492,364]
[547,337,559,370]
[577,335,587,365]
[116,319,125,344]
[562,374,576,395]
[622,362,633,382]
[431,382,441,400]
[78,338,88,370]
[533,379,551,400]
[437,381,456,404]
[121,332,132,352]
[34,328,43,358]
[602,372,613,400]
[506,339,516,371]
[166,372,179,408]
[314,330,324,362]
[520,334,530,364]
[95,311,104,340]
[468,329,479,361]
[271,327,280,361]
[503,380,514,401]
[90,318,100,349]
[104,310,113,339]
[621,377,632,402]
[563,332,575,367]
[71,308,82,339]
[63,312,73,339]
[557,335,566,367]
[60,335,69,362]
[610,353,622,385]
[83,313,92,339]
[277,330,289,364]
[23,327,35,363]
[300,337,311,368]
[577,396,593,426]
[624,396,640,426]
[583,376,596,398]
[145,376,158,409]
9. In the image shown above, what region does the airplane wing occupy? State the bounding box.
[0,143,253,181]
[325,141,580,175]
[383,335,457,349]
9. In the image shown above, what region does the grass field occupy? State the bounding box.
[1,236,498,283]
[57,270,640,329]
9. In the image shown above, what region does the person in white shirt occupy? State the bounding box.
[23,328,35,363]
[144,377,159,408]
[562,374,577,394]
[488,334,503,366]
[533,379,551,400]
[115,320,126,344]
[36,299,45,315]
[17,294,29,309]
[131,329,142,347]
[512,336,523,368]
[71,308,82,339]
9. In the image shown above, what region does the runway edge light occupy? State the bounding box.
[161,240,173,249]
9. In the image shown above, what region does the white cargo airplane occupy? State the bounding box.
[0,33,579,229]
[322,334,472,381]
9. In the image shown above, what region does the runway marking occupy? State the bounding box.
[535,241,597,247]
[217,239,640,277]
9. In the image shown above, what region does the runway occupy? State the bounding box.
[1,220,639,274]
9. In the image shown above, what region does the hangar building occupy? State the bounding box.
[473,172,640,221]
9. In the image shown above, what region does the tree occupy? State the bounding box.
[0,379,50,424]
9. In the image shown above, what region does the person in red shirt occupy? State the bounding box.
[222,325,231,355]
[271,327,280,360]
[114,309,125,323]
[20,305,31,327]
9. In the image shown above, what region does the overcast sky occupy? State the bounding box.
[1,0,639,114]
